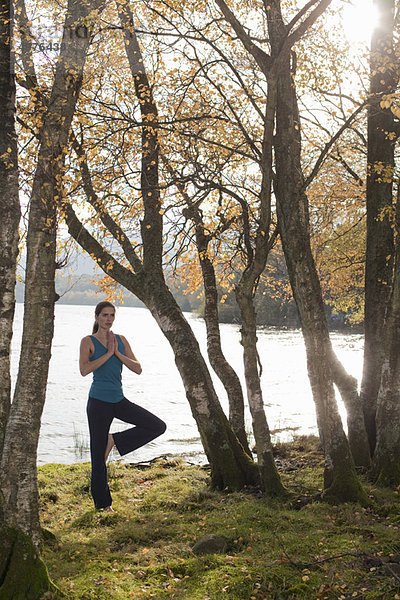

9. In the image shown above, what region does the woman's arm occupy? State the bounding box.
[115,334,142,375]
[79,336,113,377]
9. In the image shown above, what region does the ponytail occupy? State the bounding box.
[92,301,115,334]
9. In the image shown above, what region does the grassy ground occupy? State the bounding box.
[39,436,400,600]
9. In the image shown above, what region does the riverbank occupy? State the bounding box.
[40,436,400,599]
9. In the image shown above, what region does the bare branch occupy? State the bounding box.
[286,0,320,34]
[304,101,366,189]
[284,0,333,53]
[331,151,364,186]
[71,133,143,273]
[14,0,40,92]
[61,200,142,295]
[118,0,162,273]
[213,0,271,75]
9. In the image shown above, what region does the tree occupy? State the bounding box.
[160,115,285,491]
[361,0,399,455]
[368,0,400,485]
[372,184,400,485]
[0,0,20,456]
[202,0,367,502]
[139,0,291,495]
[130,0,369,492]
[62,0,260,492]
[0,0,106,596]
[267,0,367,502]
[163,160,252,455]
[127,0,285,494]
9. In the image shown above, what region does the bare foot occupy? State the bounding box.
[104,433,114,462]
[103,506,114,512]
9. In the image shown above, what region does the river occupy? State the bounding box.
[10,304,364,465]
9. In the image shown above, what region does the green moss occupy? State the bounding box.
[374,459,400,488]
[0,526,59,600]
[323,469,369,506]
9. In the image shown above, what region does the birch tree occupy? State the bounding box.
[361,0,399,454]
[62,0,261,492]
[139,0,292,495]
[162,160,252,456]
[204,0,368,503]
[368,0,400,484]
[0,0,106,596]
[128,0,369,493]
[0,0,19,457]
[372,185,400,485]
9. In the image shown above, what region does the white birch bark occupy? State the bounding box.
[0,0,20,455]
[0,0,106,548]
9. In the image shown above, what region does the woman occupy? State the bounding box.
[79,300,166,510]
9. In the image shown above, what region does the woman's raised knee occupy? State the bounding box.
[156,419,167,436]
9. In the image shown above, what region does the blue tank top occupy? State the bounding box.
[89,334,125,403]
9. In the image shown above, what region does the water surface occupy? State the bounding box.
[11,304,363,465]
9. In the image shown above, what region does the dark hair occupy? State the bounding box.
[92,301,115,334]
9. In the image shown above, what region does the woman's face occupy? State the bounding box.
[96,307,115,331]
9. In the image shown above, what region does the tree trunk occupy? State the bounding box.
[0,161,58,545]
[233,75,286,495]
[371,186,400,486]
[235,281,287,495]
[0,0,49,594]
[187,208,251,455]
[145,278,260,490]
[361,0,398,454]
[163,162,252,456]
[200,252,251,455]
[372,300,400,486]
[330,355,371,468]
[277,211,366,502]
[0,527,55,600]
[273,51,367,503]
[0,1,105,596]
[0,0,20,455]
[195,83,286,493]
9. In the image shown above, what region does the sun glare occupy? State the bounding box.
[341,0,378,46]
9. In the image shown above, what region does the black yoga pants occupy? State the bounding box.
[86,396,166,509]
